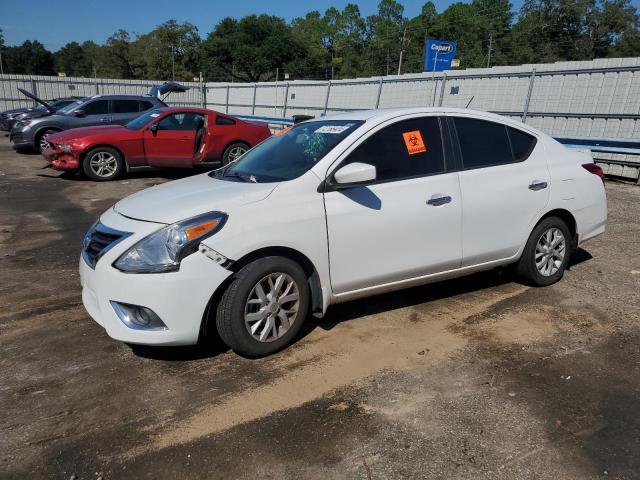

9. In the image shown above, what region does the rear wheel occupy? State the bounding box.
[82,147,124,181]
[517,217,572,286]
[215,256,309,357]
[36,129,59,152]
[221,142,249,165]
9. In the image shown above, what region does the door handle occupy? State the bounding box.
[529,180,548,191]
[99,117,110,122]
[427,195,452,206]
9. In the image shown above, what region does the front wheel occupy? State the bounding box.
[82,147,124,181]
[215,256,310,357]
[36,129,59,152]
[517,217,572,286]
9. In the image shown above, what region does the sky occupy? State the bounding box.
[0,0,533,51]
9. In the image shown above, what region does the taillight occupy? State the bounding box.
[582,163,604,183]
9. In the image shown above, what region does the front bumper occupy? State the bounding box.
[42,146,81,170]
[79,209,233,345]
[9,130,33,149]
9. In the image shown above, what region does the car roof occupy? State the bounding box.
[318,107,542,134]
[88,94,160,100]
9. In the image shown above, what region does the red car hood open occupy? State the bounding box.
[49,125,126,143]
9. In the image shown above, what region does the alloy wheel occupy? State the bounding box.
[244,272,300,343]
[535,227,566,277]
[39,133,52,151]
[228,146,247,162]
[89,151,118,178]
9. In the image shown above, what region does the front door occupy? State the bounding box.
[324,116,463,294]
[73,99,111,127]
[144,112,204,168]
[111,99,143,125]
[449,116,550,266]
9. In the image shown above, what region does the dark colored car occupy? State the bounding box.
[9,89,168,152]
[0,97,82,131]
[42,107,272,181]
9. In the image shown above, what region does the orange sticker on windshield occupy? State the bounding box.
[402,130,426,155]
[274,126,292,137]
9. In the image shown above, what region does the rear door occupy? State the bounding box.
[111,99,143,125]
[144,111,205,167]
[449,115,549,266]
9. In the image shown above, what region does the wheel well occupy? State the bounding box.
[199,246,324,341]
[222,140,250,154]
[34,127,61,145]
[80,144,127,167]
[537,209,578,243]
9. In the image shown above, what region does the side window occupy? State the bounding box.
[453,117,513,169]
[139,100,154,112]
[112,99,140,114]
[157,113,203,131]
[216,116,236,126]
[341,117,445,183]
[82,100,109,115]
[508,127,537,161]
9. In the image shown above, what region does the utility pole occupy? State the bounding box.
[386,49,390,76]
[398,28,408,76]
[171,45,175,80]
[486,33,493,68]
[274,67,279,115]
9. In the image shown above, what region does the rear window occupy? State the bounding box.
[508,127,537,161]
[454,117,513,169]
[139,100,154,111]
[112,99,140,114]
[216,116,236,125]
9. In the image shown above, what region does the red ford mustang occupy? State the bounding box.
[42,107,272,181]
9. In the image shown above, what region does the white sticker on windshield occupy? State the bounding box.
[149,113,160,118]
[314,125,350,134]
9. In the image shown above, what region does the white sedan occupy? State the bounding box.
[79,108,607,357]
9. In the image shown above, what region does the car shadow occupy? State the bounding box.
[130,248,593,362]
[35,167,209,182]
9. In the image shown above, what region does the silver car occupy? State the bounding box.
[10,90,167,152]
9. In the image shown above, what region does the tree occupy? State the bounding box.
[2,40,54,75]
[364,0,407,76]
[54,42,92,76]
[132,20,201,81]
[200,15,307,82]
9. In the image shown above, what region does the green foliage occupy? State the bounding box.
[1,2,639,80]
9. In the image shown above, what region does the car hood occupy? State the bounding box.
[113,173,279,224]
[18,88,55,113]
[2,107,32,116]
[50,125,126,142]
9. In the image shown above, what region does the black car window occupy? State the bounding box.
[112,99,140,114]
[453,117,514,169]
[216,116,236,126]
[341,116,445,183]
[82,100,109,115]
[508,127,537,161]
[157,113,203,131]
[139,100,154,111]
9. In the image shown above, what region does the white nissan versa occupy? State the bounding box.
[79,108,607,357]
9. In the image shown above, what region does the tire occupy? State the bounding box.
[516,217,572,287]
[221,142,249,165]
[82,147,124,181]
[36,129,59,152]
[216,256,310,357]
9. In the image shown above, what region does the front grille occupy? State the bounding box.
[82,222,132,269]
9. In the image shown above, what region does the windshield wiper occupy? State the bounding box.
[222,171,258,183]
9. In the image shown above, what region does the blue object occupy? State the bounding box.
[423,40,457,72]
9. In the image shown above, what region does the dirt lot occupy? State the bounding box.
[0,137,639,480]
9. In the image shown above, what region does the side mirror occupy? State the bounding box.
[332,162,377,188]
[74,109,86,117]
[149,123,158,134]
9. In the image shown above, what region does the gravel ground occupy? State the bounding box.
[1,137,639,480]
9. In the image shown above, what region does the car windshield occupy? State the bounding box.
[126,109,164,130]
[56,100,84,114]
[214,120,364,183]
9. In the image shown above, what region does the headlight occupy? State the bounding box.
[59,143,73,153]
[113,211,227,273]
[13,119,31,129]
